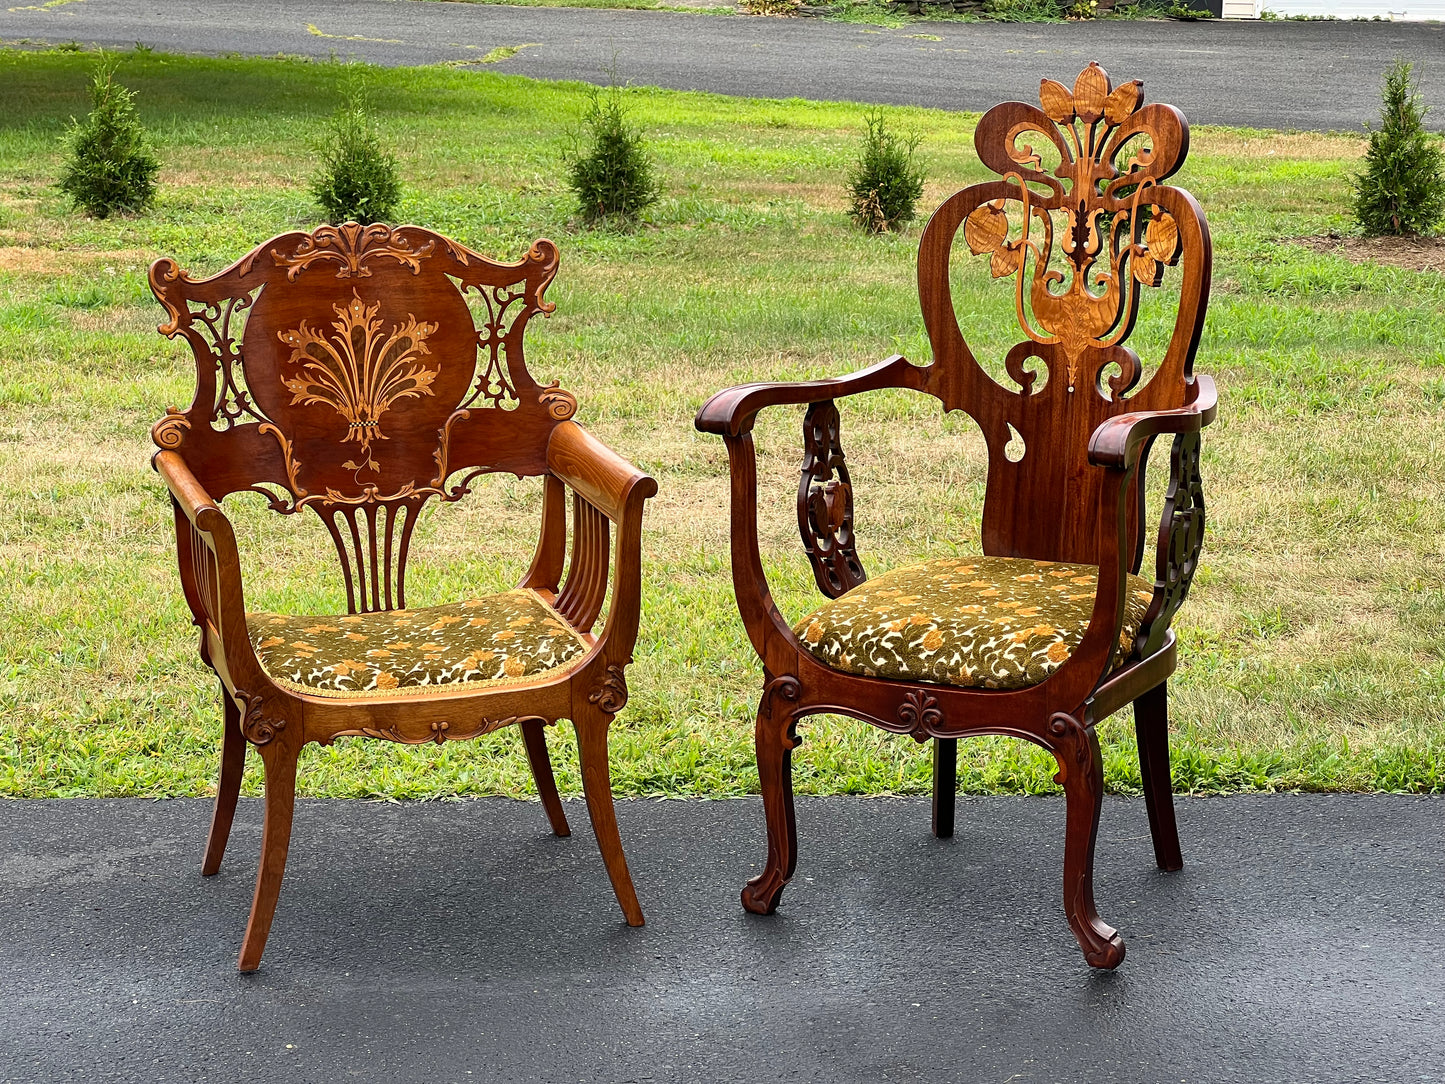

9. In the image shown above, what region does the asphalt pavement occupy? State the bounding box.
[2,0,1444,130]
[2,793,1442,1083]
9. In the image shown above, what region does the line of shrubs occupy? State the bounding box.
[58,51,1445,240]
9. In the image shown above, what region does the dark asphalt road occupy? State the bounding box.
[2,0,1444,131]
[2,794,1442,1083]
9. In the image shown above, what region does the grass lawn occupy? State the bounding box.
[2,47,1442,801]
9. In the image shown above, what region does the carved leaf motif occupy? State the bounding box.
[1104,80,1143,125]
[278,291,439,473]
[964,202,1009,256]
[1039,79,1074,124]
[1145,212,1179,263]
[1072,63,1109,123]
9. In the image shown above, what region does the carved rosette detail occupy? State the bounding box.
[961,62,1188,397]
[1047,712,1092,786]
[587,665,629,715]
[273,223,434,281]
[798,400,866,599]
[760,674,803,750]
[234,690,285,746]
[898,690,943,743]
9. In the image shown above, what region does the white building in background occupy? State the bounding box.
[1223,0,1444,15]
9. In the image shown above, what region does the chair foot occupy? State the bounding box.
[237,744,297,973]
[744,678,801,915]
[574,709,644,927]
[202,688,246,877]
[1051,713,1126,970]
[1135,681,1183,872]
[520,718,570,838]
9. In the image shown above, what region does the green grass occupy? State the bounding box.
[2,47,1443,803]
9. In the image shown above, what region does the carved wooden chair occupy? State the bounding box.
[696,64,1216,968]
[149,223,656,971]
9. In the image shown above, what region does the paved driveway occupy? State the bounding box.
[3,794,1442,1082]
[2,0,1444,130]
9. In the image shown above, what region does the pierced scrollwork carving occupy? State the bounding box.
[587,665,629,715]
[798,400,867,599]
[898,689,943,743]
[961,62,1190,397]
[332,715,542,745]
[234,690,285,746]
[1136,429,1204,657]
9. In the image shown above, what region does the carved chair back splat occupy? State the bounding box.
[696,64,1218,969]
[151,223,658,971]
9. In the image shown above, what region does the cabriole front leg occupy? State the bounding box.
[742,675,802,915]
[1049,713,1125,970]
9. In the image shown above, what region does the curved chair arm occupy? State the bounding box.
[1050,373,1218,693]
[544,422,658,662]
[152,450,263,686]
[547,421,658,524]
[695,354,926,437]
[1086,374,1218,470]
[694,356,928,666]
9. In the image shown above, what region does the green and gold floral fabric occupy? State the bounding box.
[795,556,1155,690]
[248,590,589,698]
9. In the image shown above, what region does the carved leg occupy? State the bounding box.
[573,708,644,927]
[1135,682,1183,872]
[742,676,802,915]
[931,737,957,839]
[520,718,570,838]
[1050,714,1125,970]
[237,742,298,973]
[202,686,247,877]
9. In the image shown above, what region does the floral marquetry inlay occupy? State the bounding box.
[958,62,1193,397]
[278,291,440,474]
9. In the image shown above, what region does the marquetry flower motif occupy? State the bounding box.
[278,291,439,473]
[960,62,1190,395]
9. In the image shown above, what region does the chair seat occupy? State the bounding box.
[794,556,1154,691]
[248,590,590,698]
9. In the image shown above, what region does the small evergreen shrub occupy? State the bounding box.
[310,74,402,226]
[1351,60,1445,237]
[58,54,160,219]
[848,109,925,234]
[565,86,659,226]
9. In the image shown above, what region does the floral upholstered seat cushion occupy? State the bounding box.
[248,590,589,698]
[794,556,1155,691]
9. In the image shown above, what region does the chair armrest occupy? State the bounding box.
[1051,374,1218,696]
[547,420,658,523]
[153,450,256,674]
[1087,374,1218,470]
[694,354,922,437]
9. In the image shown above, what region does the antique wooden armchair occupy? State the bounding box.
[696,64,1216,968]
[149,223,656,971]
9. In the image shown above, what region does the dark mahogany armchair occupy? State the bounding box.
[150,223,656,971]
[696,64,1216,968]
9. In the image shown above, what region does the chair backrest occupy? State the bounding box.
[151,223,574,612]
[916,63,1211,567]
